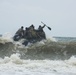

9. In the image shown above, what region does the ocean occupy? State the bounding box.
[0,34,76,75]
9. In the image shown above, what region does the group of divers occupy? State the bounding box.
[13,23,51,46]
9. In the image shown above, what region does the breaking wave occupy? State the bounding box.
[0,33,76,60]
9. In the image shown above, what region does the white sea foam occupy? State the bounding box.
[0,33,13,44]
[46,36,57,42]
[0,34,76,75]
[65,56,76,65]
[0,54,76,75]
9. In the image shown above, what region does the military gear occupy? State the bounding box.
[37,25,46,39]
[13,26,24,41]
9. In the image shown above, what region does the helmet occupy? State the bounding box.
[30,24,34,28]
[21,26,23,28]
[39,25,41,27]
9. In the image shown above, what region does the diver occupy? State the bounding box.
[23,25,38,46]
[37,24,46,39]
[29,24,38,40]
[23,27,30,39]
[38,24,45,32]
[13,26,24,41]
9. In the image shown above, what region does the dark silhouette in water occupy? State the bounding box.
[13,21,52,46]
[13,24,48,46]
[13,26,24,41]
[22,24,46,46]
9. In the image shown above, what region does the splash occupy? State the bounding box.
[0,53,23,64]
[46,36,57,42]
[65,56,76,65]
[0,32,13,44]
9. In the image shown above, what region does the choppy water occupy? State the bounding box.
[0,34,76,75]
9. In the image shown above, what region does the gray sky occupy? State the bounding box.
[0,0,76,37]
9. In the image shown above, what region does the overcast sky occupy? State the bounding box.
[0,0,76,37]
